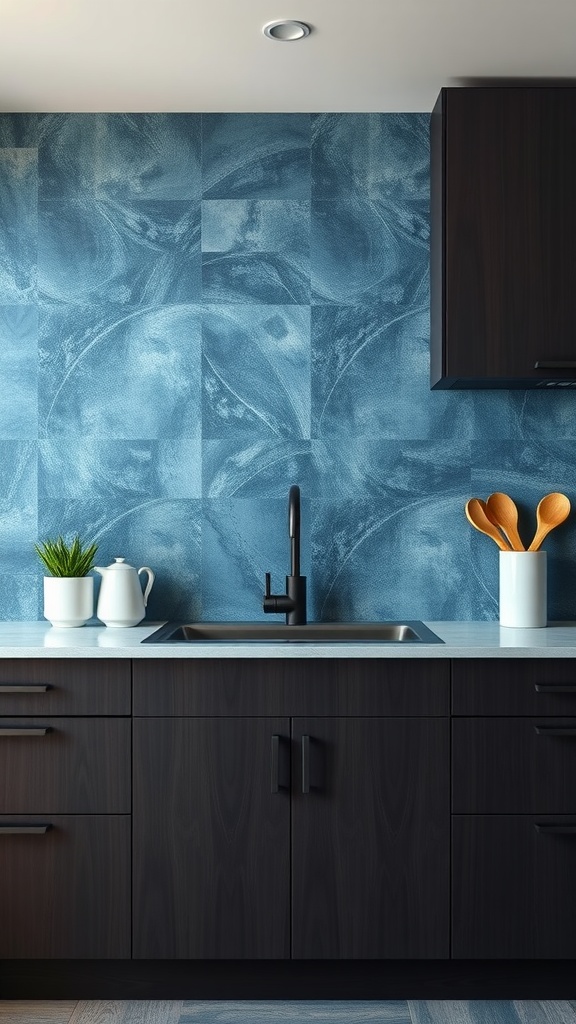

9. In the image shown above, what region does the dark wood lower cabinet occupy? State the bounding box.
[453,815,576,958]
[292,718,450,959]
[0,815,131,958]
[133,712,450,960]
[133,717,291,959]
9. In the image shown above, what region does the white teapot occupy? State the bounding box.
[95,557,155,627]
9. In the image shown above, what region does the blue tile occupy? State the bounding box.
[0,114,38,148]
[201,199,310,304]
[39,303,202,439]
[310,482,486,623]
[202,115,311,199]
[471,389,576,441]
[38,497,202,622]
[39,439,201,501]
[0,149,37,303]
[39,114,201,200]
[39,198,201,306]
[204,439,310,498]
[202,252,309,305]
[311,305,472,440]
[202,498,311,621]
[0,442,37,572]
[0,575,41,621]
[202,200,309,257]
[181,1002,410,1023]
[202,305,310,439]
[0,305,38,439]
[311,197,428,306]
[312,113,429,208]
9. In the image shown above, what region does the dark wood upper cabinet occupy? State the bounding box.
[431,87,576,389]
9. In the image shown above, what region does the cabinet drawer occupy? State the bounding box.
[453,659,576,716]
[133,660,449,717]
[0,660,130,715]
[453,814,576,959]
[0,718,130,813]
[0,815,130,958]
[453,717,576,813]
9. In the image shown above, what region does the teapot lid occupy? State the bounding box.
[108,557,135,571]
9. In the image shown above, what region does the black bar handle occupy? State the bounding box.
[271,734,279,794]
[535,824,576,835]
[0,825,51,834]
[534,362,576,369]
[0,727,50,737]
[0,685,49,694]
[534,726,576,736]
[302,735,310,794]
[535,684,576,694]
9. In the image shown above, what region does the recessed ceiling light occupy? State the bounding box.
[262,20,311,41]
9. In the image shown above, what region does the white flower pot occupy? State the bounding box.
[43,576,94,628]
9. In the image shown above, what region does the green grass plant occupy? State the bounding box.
[35,535,98,578]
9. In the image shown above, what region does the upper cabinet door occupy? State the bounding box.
[431,87,576,389]
[291,717,450,959]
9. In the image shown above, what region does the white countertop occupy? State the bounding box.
[0,621,576,657]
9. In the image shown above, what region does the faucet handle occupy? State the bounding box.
[264,572,271,598]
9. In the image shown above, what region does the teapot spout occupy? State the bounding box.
[94,567,107,577]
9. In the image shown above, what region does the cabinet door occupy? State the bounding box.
[0,815,130,958]
[432,87,576,387]
[453,815,576,958]
[292,718,449,959]
[133,717,290,959]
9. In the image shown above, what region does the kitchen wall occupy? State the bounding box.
[1,112,575,623]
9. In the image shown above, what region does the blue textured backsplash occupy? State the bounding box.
[1,112,575,622]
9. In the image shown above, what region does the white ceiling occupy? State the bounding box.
[1,0,576,113]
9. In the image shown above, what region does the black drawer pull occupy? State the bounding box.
[0,825,51,835]
[0,727,50,737]
[0,685,50,694]
[271,734,279,794]
[302,735,310,794]
[534,726,576,736]
[535,824,576,835]
[535,684,576,694]
[534,362,576,369]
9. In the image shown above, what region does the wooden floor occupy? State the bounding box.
[0,1003,575,1024]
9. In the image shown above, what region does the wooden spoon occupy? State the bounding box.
[528,492,571,552]
[465,498,512,551]
[486,492,525,551]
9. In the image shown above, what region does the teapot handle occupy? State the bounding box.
[138,567,155,607]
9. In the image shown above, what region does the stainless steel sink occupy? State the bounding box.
[142,621,444,644]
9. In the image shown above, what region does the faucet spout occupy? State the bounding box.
[263,484,307,626]
[289,484,301,577]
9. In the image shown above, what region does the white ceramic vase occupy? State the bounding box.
[499,551,547,628]
[43,576,94,628]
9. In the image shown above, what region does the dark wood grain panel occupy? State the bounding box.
[453,717,576,813]
[0,660,130,715]
[0,815,130,958]
[0,718,130,813]
[453,814,576,958]
[453,659,576,715]
[432,87,576,387]
[292,717,450,959]
[133,660,449,717]
[133,717,290,959]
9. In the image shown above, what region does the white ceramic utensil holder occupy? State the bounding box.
[43,576,94,628]
[499,551,547,628]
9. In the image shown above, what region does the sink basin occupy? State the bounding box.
[142,621,444,644]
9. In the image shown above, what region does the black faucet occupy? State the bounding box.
[263,485,307,625]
